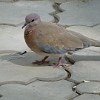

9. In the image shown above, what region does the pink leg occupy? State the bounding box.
[49,57,63,67]
[33,56,49,65]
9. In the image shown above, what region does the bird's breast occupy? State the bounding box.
[24,28,41,53]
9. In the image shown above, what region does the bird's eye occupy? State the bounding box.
[31,19,34,22]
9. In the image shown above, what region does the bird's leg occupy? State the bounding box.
[49,57,63,67]
[33,56,49,65]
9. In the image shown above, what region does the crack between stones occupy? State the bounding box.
[51,1,100,28]
[0,0,35,3]
[0,81,28,86]
[62,65,82,99]
[73,80,100,95]
[0,94,3,98]
[0,0,18,3]
[65,23,100,28]
[0,24,16,27]
[0,22,24,27]
[68,94,80,100]
[50,2,63,23]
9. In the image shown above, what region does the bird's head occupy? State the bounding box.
[22,13,41,29]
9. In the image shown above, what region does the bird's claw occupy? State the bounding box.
[33,60,50,65]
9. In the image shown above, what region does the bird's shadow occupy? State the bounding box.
[0,50,67,67]
[0,51,42,67]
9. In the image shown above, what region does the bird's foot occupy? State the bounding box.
[33,60,49,65]
[33,56,49,65]
[49,57,63,68]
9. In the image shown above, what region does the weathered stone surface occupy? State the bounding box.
[0,80,77,100]
[73,94,100,100]
[68,61,100,82]
[0,52,67,85]
[0,84,50,100]
[76,81,100,94]
[0,1,54,25]
[67,25,100,41]
[0,25,28,52]
[66,47,100,62]
[57,0,100,26]
[29,80,77,100]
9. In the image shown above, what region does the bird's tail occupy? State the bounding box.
[90,39,100,47]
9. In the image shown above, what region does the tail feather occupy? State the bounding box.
[90,39,100,47]
[69,30,100,47]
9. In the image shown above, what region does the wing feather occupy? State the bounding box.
[33,22,83,54]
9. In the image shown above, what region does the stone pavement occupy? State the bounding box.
[0,0,100,100]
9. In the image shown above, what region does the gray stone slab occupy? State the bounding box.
[0,1,54,25]
[66,47,100,62]
[51,0,66,3]
[0,52,68,85]
[68,61,100,82]
[0,25,29,52]
[0,80,77,100]
[57,0,100,26]
[73,94,100,100]
[0,84,50,100]
[29,80,77,100]
[76,81,100,94]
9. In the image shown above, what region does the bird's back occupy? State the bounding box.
[34,22,84,47]
[24,21,100,56]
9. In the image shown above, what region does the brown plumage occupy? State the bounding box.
[22,13,100,67]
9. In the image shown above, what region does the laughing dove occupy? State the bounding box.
[22,13,100,67]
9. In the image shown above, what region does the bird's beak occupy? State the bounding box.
[22,23,26,29]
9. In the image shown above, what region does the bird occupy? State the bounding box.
[22,13,100,67]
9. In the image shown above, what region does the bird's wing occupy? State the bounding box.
[34,22,84,54]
